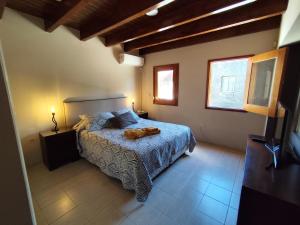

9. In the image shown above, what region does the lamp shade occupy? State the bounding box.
[51,106,55,114]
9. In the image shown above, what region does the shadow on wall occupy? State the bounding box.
[16,11,44,30]
[111,45,123,62]
[65,27,80,39]
[21,133,43,167]
[8,9,83,40]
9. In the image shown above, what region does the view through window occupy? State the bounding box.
[153,64,179,106]
[206,56,251,111]
[157,70,174,100]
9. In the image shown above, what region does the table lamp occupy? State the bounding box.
[132,98,135,112]
[51,106,59,132]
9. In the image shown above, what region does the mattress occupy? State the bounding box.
[78,118,196,201]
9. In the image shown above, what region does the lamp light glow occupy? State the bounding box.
[51,106,55,114]
[146,9,158,16]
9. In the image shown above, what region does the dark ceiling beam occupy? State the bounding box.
[80,0,169,41]
[45,0,89,32]
[105,0,245,46]
[124,0,288,52]
[139,16,281,55]
[0,0,7,19]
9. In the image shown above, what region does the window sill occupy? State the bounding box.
[205,106,247,113]
[153,99,178,106]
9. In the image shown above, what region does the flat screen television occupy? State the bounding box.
[277,42,300,165]
[284,91,300,164]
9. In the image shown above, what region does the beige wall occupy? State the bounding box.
[0,8,141,166]
[142,29,279,151]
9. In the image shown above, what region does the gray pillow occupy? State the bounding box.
[113,109,140,121]
[88,112,114,131]
[108,111,138,129]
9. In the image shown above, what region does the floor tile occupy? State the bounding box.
[170,189,204,225]
[205,184,231,205]
[89,202,127,225]
[64,180,111,205]
[186,211,223,225]
[196,195,228,223]
[52,206,90,225]
[119,217,138,225]
[225,207,238,225]
[155,169,190,197]
[41,195,76,224]
[185,174,210,194]
[36,187,69,209]
[34,211,48,225]
[232,178,243,195]
[210,174,235,191]
[27,143,244,225]
[153,213,180,225]
[230,193,240,209]
[146,188,177,216]
[127,204,162,225]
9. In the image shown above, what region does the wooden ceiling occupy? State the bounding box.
[3,0,288,55]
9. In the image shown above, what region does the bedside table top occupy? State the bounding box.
[40,128,74,137]
[136,110,148,115]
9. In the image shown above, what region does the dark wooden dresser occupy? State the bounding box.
[238,137,300,225]
[40,128,80,171]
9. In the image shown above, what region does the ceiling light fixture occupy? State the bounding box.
[145,0,175,17]
[212,0,256,15]
[146,9,158,16]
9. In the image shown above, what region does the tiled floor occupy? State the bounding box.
[28,143,245,225]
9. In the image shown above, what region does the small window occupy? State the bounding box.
[153,64,179,106]
[206,56,252,112]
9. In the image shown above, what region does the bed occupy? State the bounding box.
[64,96,196,201]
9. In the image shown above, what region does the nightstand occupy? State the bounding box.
[39,128,80,171]
[137,111,148,119]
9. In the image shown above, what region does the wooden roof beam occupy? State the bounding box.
[105,0,245,46]
[45,0,89,32]
[124,0,288,52]
[80,0,170,41]
[139,16,281,55]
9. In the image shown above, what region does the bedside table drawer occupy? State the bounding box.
[40,129,80,170]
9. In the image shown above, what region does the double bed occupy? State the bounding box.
[64,96,196,201]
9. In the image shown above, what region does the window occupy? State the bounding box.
[206,56,252,111]
[153,64,179,106]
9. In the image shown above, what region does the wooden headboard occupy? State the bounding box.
[63,95,128,127]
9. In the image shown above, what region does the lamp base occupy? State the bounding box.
[51,113,59,133]
[52,128,59,133]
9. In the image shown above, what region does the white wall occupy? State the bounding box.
[142,29,279,151]
[0,8,141,166]
[279,0,300,46]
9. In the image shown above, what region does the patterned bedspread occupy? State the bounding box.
[78,118,196,202]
